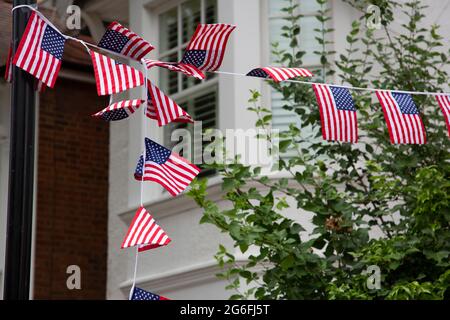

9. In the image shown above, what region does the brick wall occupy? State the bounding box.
[34,78,109,299]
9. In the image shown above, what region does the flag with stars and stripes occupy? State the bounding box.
[90,51,144,95]
[180,23,235,71]
[134,138,200,196]
[130,287,169,300]
[146,80,193,126]
[247,67,313,82]
[7,43,46,93]
[142,58,205,80]
[13,12,66,88]
[376,90,426,144]
[4,44,12,82]
[312,84,358,143]
[435,95,450,138]
[92,99,144,121]
[98,21,154,61]
[121,206,171,252]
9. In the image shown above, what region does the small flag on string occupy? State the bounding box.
[376,90,426,144]
[90,51,144,95]
[147,80,193,126]
[435,95,450,137]
[13,11,66,88]
[180,23,236,71]
[92,99,144,121]
[98,22,154,61]
[143,59,205,80]
[134,138,200,196]
[247,67,313,82]
[312,84,358,143]
[121,206,171,252]
[4,44,12,82]
[7,43,47,93]
[130,287,170,300]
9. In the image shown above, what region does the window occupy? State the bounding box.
[158,0,218,176]
[268,0,322,133]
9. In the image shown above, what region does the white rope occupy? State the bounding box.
[11,5,450,98]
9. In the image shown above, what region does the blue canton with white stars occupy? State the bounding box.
[246,68,269,78]
[131,287,161,300]
[181,50,207,67]
[135,138,172,176]
[330,86,356,111]
[41,26,65,60]
[101,109,129,121]
[391,92,419,114]
[98,29,129,54]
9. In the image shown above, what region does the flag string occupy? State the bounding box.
[212,71,450,97]
[129,246,139,300]
[10,4,450,98]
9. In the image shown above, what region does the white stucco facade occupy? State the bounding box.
[106,0,450,300]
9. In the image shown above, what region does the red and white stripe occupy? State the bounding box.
[376,90,426,144]
[312,84,358,143]
[435,95,450,138]
[90,51,144,96]
[107,22,154,60]
[261,67,313,82]
[184,23,236,71]
[92,99,143,118]
[143,59,205,80]
[13,12,62,88]
[5,45,12,82]
[147,80,193,126]
[140,153,201,197]
[121,206,171,252]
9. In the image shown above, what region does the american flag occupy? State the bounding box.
[376,90,426,144]
[130,287,169,300]
[134,138,200,196]
[312,84,358,143]
[143,58,205,80]
[13,12,65,88]
[435,95,450,137]
[247,67,313,82]
[180,23,236,71]
[121,206,171,252]
[98,21,154,61]
[90,51,144,95]
[92,99,144,121]
[147,80,193,126]
[4,44,12,82]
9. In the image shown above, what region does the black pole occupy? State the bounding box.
[3,0,36,300]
